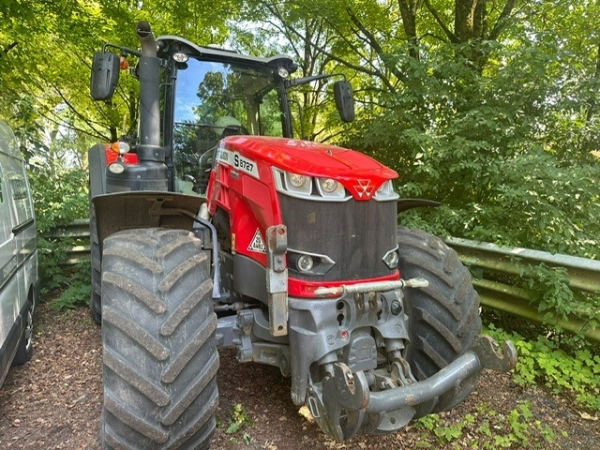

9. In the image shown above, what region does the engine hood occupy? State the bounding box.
[221,136,398,199]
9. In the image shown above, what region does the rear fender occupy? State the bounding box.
[92,191,205,249]
[88,144,107,198]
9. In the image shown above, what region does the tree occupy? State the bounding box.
[0,0,237,149]
[234,1,352,141]
[1,0,598,260]
[231,0,599,257]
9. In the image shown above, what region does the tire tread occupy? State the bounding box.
[398,226,481,415]
[101,227,218,450]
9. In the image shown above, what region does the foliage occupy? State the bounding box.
[350,38,600,259]
[48,262,92,311]
[233,1,352,142]
[3,0,598,263]
[241,1,600,261]
[396,150,600,260]
[512,260,600,331]
[0,0,237,146]
[415,401,557,449]
[225,403,253,434]
[223,403,253,445]
[27,152,90,308]
[487,325,600,412]
[29,166,88,234]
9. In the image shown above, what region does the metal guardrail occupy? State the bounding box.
[45,220,600,341]
[447,238,600,294]
[446,238,600,342]
[44,219,91,266]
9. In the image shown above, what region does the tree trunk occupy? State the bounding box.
[398,0,420,60]
[454,0,479,42]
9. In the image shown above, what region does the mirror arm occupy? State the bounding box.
[285,74,329,88]
[102,43,142,58]
[284,73,348,89]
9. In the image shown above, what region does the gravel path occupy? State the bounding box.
[0,303,598,449]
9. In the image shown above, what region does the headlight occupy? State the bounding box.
[317,178,346,198]
[108,163,125,174]
[273,168,350,201]
[288,173,307,188]
[277,67,289,78]
[284,171,312,195]
[374,180,399,201]
[297,255,314,272]
[288,249,335,275]
[173,52,189,63]
[319,178,337,192]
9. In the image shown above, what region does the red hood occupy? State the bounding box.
[222,136,398,200]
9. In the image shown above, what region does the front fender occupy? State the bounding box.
[397,198,441,212]
[92,191,205,246]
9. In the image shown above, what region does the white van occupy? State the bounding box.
[0,121,38,388]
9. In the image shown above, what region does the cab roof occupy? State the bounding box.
[156,36,298,74]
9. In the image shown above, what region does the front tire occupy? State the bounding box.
[100,228,219,450]
[397,226,481,416]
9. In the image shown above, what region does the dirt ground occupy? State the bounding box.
[0,303,598,450]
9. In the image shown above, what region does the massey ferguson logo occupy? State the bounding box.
[353,179,374,198]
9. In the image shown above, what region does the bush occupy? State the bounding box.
[348,42,600,260]
[487,324,600,412]
[28,165,90,309]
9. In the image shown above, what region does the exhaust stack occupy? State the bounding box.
[136,21,163,163]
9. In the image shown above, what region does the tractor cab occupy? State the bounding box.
[158,37,298,195]
[90,31,354,197]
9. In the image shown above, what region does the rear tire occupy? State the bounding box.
[100,228,218,450]
[90,203,102,325]
[397,226,481,416]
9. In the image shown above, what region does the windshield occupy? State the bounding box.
[172,57,283,194]
[174,57,283,136]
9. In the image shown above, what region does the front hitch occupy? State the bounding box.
[306,334,517,441]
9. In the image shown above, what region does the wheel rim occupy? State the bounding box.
[23,309,33,353]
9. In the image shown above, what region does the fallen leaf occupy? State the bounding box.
[298,405,314,423]
[579,411,599,421]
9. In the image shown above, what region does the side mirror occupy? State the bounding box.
[333,80,355,123]
[90,52,120,100]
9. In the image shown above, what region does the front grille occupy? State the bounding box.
[280,195,397,281]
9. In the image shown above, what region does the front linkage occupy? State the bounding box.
[235,276,516,442]
[231,226,518,442]
[309,334,516,441]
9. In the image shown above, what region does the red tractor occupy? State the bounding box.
[88,21,516,450]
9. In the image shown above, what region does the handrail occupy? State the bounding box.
[45,221,600,341]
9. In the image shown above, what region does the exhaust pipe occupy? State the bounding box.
[136,21,163,163]
[137,21,157,58]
